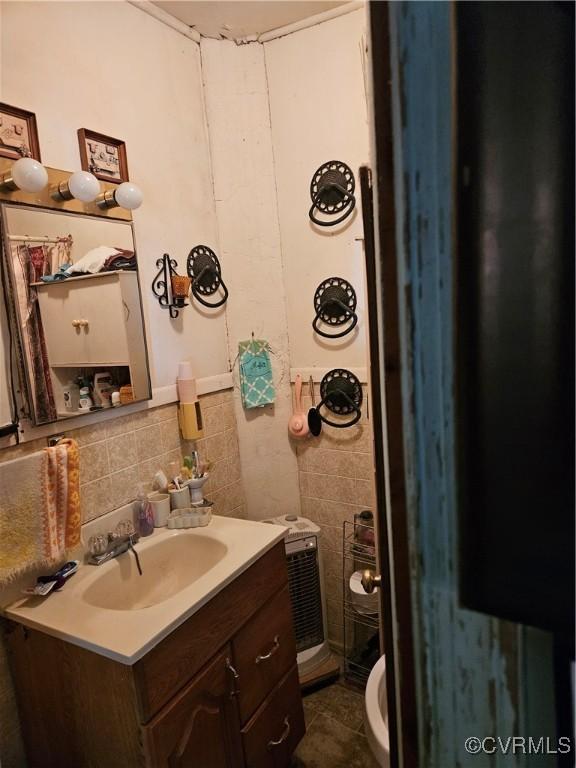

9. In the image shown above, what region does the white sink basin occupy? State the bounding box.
[82,534,228,610]
[4,516,287,664]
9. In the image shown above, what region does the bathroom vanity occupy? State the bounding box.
[5,518,304,767]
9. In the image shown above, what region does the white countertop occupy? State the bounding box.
[4,516,286,665]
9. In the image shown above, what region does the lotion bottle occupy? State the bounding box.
[136,484,154,537]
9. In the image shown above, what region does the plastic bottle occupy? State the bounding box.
[63,380,77,412]
[78,385,93,412]
[136,484,154,537]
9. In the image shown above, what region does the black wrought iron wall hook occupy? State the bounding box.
[312,369,363,429]
[186,245,229,309]
[312,277,358,339]
[309,161,356,227]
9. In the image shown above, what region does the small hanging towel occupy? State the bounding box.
[0,438,81,585]
[239,338,276,409]
[42,438,81,556]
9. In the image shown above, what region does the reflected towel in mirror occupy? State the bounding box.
[65,245,135,276]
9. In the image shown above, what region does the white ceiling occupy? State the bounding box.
[153,1,350,40]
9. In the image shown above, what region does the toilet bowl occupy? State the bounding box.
[364,654,390,767]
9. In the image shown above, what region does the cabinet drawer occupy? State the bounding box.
[242,665,305,768]
[233,585,296,723]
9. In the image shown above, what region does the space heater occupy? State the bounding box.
[263,514,330,676]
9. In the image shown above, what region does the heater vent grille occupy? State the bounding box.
[286,539,324,653]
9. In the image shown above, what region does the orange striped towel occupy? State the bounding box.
[42,438,81,558]
[0,439,81,585]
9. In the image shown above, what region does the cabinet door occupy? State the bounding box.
[143,647,244,768]
[37,275,129,366]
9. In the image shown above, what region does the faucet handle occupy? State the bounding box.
[88,533,108,556]
[115,519,136,538]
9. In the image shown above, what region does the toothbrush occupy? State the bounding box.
[23,561,79,597]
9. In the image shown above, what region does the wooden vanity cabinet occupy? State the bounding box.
[6,541,305,768]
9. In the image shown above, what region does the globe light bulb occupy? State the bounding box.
[67,170,100,203]
[114,182,143,210]
[10,157,48,193]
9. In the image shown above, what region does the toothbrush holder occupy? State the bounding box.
[184,474,209,504]
[169,486,191,510]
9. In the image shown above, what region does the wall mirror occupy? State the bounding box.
[0,203,151,427]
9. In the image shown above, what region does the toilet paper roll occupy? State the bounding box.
[349,570,379,616]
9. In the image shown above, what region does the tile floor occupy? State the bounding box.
[292,679,379,768]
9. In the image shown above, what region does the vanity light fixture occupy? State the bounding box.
[96,181,143,211]
[0,157,49,193]
[51,170,100,203]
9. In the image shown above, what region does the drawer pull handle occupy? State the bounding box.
[255,635,280,664]
[267,717,291,749]
[225,657,240,697]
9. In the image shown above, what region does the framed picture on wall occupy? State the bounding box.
[77,128,129,183]
[0,103,42,161]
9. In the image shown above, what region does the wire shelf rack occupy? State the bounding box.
[342,518,381,689]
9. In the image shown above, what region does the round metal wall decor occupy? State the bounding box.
[312,277,358,339]
[316,368,363,428]
[186,245,229,308]
[309,161,356,227]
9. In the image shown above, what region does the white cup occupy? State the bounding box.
[149,493,170,527]
[169,486,191,510]
[178,362,194,380]
[177,379,197,403]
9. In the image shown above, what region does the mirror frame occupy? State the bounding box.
[0,161,152,428]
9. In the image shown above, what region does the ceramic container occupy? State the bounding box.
[169,486,191,510]
[149,493,170,527]
[183,474,209,503]
[166,505,213,529]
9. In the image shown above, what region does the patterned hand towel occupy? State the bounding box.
[239,339,276,409]
[43,438,81,557]
[0,439,81,585]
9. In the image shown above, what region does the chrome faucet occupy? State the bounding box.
[88,521,143,575]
